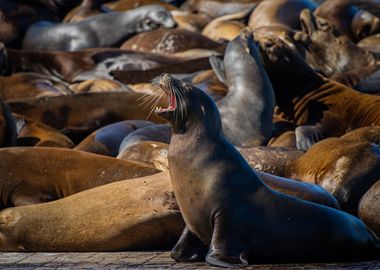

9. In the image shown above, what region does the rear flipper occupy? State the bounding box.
[170,226,208,262]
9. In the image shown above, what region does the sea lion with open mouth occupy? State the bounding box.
[154,73,380,267]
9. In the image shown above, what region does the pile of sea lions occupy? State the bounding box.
[0,0,380,267]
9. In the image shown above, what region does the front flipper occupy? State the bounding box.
[170,226,208,262]
[206,217,249,268]
[295,124,324,151]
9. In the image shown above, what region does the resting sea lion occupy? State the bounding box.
[63,0,111,23]
[0,171,184,251]
[22,5,176,51]
[155,73,380,267]
[359,180,380,237]
[0,147,159,208]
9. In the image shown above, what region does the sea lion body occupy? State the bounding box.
[22,5,176,51]
[0,147,159,208]
[155,74,379,267]
[216,28,275,147]
[0,171,184,251]
[248,0,317,30]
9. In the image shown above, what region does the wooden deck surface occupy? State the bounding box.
[0,252,379,269]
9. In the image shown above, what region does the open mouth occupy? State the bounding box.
[155,77,177,113]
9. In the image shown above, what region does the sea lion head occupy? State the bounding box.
[155,73,222,135]
[352,10,380,41]
[140,5,177,31]
[299,9,375,76]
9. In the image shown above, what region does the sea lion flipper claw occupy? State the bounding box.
[295,125,324,151]
[170,226,207,262]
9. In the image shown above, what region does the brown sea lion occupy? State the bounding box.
[0,171,184,251]
[7,92,167,143]
[359,180,380,237]
[63,0,112,23]
[248,0,317,30]
[14,115,74,148]
[0,72,71,101]
[285,137,380,214]
[117,141,170,172]
[171,10,211,32]
[298,9,377,77]
[257,30,380,151]
[191,69,227,102]
[314,0,380,41]
[155,74,379,267]
[22,5,177,51]
[75,120,153,156]
[0,147,159,209]
[120,28,222,55]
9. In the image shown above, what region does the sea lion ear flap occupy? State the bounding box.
[209,55,227,85]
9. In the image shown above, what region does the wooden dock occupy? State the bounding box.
[0,252,379,269]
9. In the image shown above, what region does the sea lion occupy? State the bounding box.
[0,147,159,209]
[0,72,71,101]
[74,120,154,156]
[15,116,74,148]
[212,28,275,147]
[155,74,380,267]
[117,141,170,172]
[359,180,380,237]
[201,8,253,42]
[7,92,167,143]
[341,126,380,144]
[22,5,177,51]
[7,48,186,82]
[171,10,211,33]
[0,171,184,251]
[118,124,171,156]
[257,30,380,150]
[298,9,377,77]
[248,0,317,30]
[314,0,380,41]
[285,137,380,214]
[120,28,222,54]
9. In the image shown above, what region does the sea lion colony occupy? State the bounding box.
[0,0,379,267]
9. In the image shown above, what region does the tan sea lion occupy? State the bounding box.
[171,10,211,32]
[0,147,159,208]
[63,0,111,23]
[0,171,184,251]
[358,33,380,54]
[68,78,132,94]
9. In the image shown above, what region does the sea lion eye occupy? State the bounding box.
[317,19,331,31]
